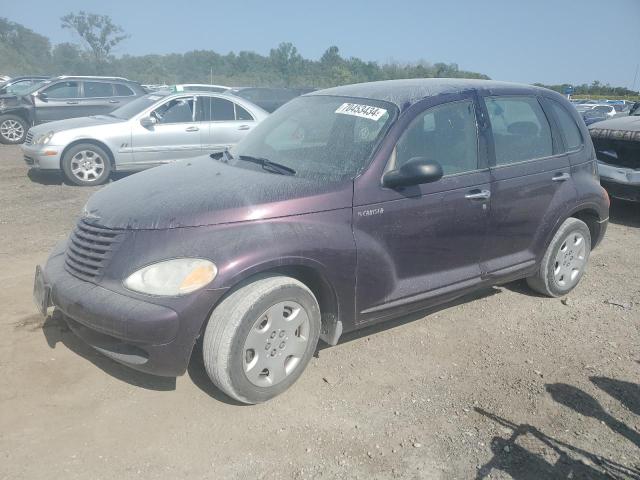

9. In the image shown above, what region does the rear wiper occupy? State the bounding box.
[237,155,296,176]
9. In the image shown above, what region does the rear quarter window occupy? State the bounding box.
[549,101,583,151]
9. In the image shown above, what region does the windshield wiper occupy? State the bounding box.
[237,155,296,176]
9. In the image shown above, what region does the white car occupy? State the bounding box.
[22,91,269,186]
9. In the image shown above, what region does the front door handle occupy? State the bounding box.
[552,172,571,182]
[465,189,491,200]
[238,124,251,131]
[185,126,199,132]
[66,101,79,105]
[108,100,120,104]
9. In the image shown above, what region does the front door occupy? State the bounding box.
[354,96,491,324]
[34,80,83,123]
[130,95,203,166]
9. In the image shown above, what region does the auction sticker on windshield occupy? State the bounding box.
[335,103,387,121]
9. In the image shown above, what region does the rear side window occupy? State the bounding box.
[395,100,479,176]
[236,105,254,121]
[485,96,553,165]
[114,84,135,96]
[83,81,113,98]
[211,98,236,121]
[549,101,583,151]
[43,81,80,99]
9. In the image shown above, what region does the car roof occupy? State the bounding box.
[309,78,551,112]
[53,75,137,83]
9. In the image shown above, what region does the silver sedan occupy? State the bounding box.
[22,91,269,186]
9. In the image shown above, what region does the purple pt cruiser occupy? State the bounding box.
[34,79,609,403]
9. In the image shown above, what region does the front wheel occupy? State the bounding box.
[202,276,321,404]
[527,218,591,297]
[61,143,112,186]
[0,115,28,144]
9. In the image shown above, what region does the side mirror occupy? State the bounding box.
[140,116,157,129]
[382,157,443,188]
[36,92,48,102]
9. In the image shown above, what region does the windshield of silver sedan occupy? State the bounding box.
[228,95,396,180]
[108,92,170,119]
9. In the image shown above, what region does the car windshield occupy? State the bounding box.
[9,80,46,95]
[230,95,396,181]
[108,92,170,119]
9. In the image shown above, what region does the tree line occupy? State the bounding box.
[1,13,637,97]
[0,14,488,88]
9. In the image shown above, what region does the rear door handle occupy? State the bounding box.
[552,172,570,182]
[185,126,199,132]
[108,100,120,104]
[238,124,251,131]
[465,189,491,200]
[66,101,79,105]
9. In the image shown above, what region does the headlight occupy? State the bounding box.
[34,131,55,145]
[124,258,217,296]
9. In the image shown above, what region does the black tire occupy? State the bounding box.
[0,114,28,144]
[526,218,591,297]
[61,143,112,186]
[203,275,321,404]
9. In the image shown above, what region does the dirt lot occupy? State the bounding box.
[0,143,638,480]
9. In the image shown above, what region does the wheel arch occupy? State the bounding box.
[0,108,30,124]
[196,260,343,352]
[60,139,116,169]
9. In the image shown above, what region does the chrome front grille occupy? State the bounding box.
[25,131,34,145]
[64,220,125,282]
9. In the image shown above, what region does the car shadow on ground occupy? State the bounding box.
[474,405,640,480]
[27,169,133,186]
[42,309,176,391]
[316,286,502,352]
[609,199,639,228]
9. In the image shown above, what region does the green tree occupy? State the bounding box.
[60,11,128,69]
[269,42,303,86]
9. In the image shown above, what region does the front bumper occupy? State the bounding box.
[21,143,63,170]
[598,161,640,202]
[40,248,227,376]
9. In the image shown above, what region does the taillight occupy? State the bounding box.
[602,186,610,208]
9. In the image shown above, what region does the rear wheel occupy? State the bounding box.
[61,143,111,186]
[0,115,28,144]
[527,218,591,297]
[202,275,321,404]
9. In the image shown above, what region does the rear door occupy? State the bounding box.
[480,94,573,278]
[79,81,119,117]
[353,94,492,323]
[204,97,258,153]
[130,95,202,166]
[34,80,82,123]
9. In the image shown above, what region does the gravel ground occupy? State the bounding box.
[0,144,638,480]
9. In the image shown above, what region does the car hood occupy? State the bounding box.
[30,115,126,136]
[588,115,640,132]
[83,155,353,230]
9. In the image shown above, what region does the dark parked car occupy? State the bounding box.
[0,76,146,144]
[581,109,609,126]
[226,86,314,112]
[589,112,640,202]
[0,75,49,96]
[34,79,609,403]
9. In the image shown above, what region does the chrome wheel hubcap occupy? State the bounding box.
[553,232,586,288]
[70,150,105,182]
[243,301,310,387]
[0,120,24,141]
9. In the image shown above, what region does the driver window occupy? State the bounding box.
[43,81,80,99]
[395,100,478,176]
[152,97,195,124]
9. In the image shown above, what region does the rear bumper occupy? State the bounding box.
[41,248,226,376]
[21,143,63,170]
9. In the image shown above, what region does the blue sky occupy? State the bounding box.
[3,0,640,87]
